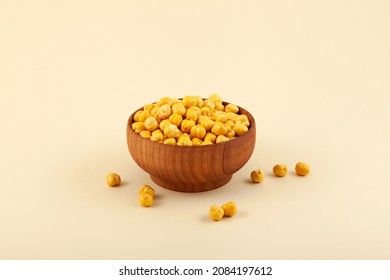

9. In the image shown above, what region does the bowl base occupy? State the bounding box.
[150,174,233,192]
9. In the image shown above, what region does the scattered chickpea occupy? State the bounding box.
[250,169,264,183]
[139,185,156,197]
[139,193,153,207]
[106,172,121,187]
[221,202,237,217]
[209,205,224,221]
[295,162,310,176]
[273,164,288,177]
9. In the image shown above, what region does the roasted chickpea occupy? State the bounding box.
[295,162,310,176]
[139,193,153,207]
[221,202,237,217]
[250,169,264,183]
[209,205,224,221]
[106,172,121,187]
[273,164,288,177]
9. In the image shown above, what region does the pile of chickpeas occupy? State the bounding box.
[131,94,250,146]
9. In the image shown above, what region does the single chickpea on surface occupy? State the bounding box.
[250,169,264,183]
[221,202,237,217]
[106,172,121,187]
[209,205,224,221]
[139,193,154,207]
[273,164,288,177]
[295,162,310,176]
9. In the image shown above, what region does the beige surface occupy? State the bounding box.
[1,0,389,260]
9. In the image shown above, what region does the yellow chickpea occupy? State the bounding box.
[144,116,159,132]
[157,104,172,120]
[227,112,238,121]
[201,106,213,117]
[204,132,217,143]
[225,103,239,113]
[131,122,145,134]
[133,110,142,122]
[169,113,182,126]
[139,193,153,207]
[233,123,248,136]
[190,124,207,139]
[163,138,177,145]
[215,111,228,123]
[106,172,121,187]
[209,93,222,103]
[138,110,151,122]
[221,202,237,217]
[157,97,174,107]
[139,185,156,197]
[139,130,151,139]
[226,127,236,139]
[235,114,250,127]
[214,102,224,111]
[211,122,228,136]
[159,119,172,131]
[216,135,230,143]
[186,107,200,122]
[295,162,310,176]
[182,95,197,108]
[225,119,235,128]
[177,135,193,146]
[250,169,264,183]
[181,119,196,134]
[150,105,160,118]
[194,95,204,107]
[150,130,164,142]
[172,102,186,116]
[143,103,155,113]
[198,116,214,131]
[273,164,288,177]
[164,124,181,138]
[203,99,216,110]
[201,140,213,145]
[209,205,224,221]
[192,138,203,146]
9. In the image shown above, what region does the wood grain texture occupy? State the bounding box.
[127,103,256,192]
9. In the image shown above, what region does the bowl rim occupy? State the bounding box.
[127,100,256,148]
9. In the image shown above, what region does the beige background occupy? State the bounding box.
[1,0,389,259]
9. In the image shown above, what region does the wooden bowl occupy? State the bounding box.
[126,103,256,192]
